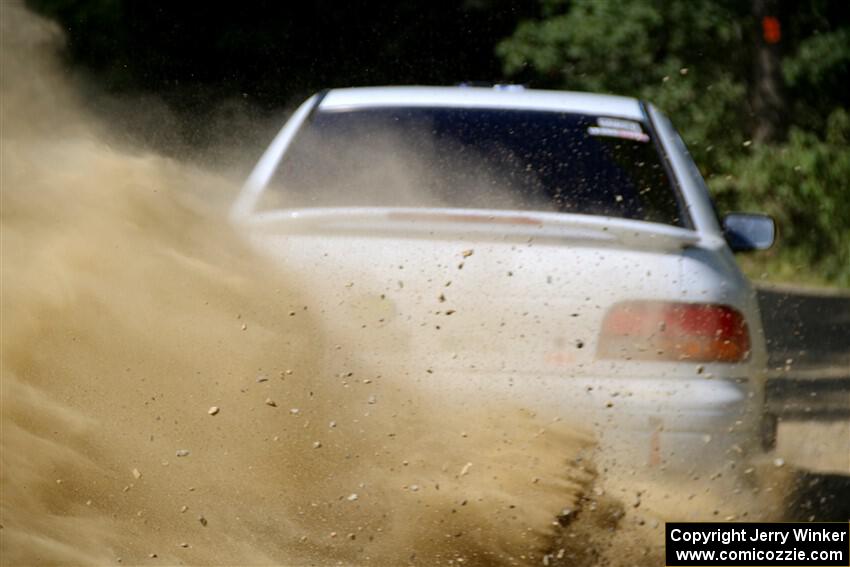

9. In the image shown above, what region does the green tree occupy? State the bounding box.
[498,0,850,286]
[717,109,850,286]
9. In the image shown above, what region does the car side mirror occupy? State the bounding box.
[722,213,776,252]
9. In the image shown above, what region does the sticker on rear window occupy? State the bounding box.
[588,117,649,142]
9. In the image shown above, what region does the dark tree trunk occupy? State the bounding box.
[751,0,786,144]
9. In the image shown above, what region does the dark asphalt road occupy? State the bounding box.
[756,284,850,520]
[757,284,850,419]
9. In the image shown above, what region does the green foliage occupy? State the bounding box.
[498,0,850,287]
[716,110,850,286]
[497,0,749,174]
[784,28,850,87]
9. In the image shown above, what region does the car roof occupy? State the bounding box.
[319,86,646,121]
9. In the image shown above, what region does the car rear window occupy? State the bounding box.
[265,107,688,227]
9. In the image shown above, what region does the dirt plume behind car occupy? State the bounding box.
[0,4,616,565]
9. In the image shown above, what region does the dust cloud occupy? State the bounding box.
[0,4,617,565]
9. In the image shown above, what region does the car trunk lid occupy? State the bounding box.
[240,208,694,378]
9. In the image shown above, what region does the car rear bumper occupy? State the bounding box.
[411,370,763,475]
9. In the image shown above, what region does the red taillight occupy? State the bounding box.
[598,301,750,363]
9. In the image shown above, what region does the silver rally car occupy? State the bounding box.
[232,86,776,485]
